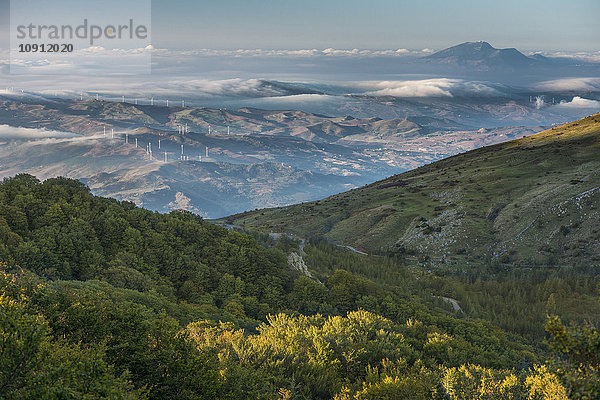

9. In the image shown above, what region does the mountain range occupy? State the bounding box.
[0,96,551,217]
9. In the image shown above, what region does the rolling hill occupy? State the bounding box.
[228,113,600,267]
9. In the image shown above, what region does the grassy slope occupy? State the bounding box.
[229,113,600,266]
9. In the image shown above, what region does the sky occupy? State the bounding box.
[0,0,599,52]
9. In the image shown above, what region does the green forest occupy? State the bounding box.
[0,174,599,399]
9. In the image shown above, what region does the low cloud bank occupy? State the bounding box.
[0,125,79,139]
[147,78,318,98]
[555,96,600,109]
[536,78,600,92]
[360,79,502,98]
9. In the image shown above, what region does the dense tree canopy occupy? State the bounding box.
[0,175,596,399]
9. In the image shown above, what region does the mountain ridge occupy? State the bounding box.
[424,41,538,69]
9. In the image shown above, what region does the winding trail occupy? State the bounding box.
[438,296,463,312]
[338,245,369,256]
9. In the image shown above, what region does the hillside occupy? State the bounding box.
[1,175,599,399]
[229,113,600,267]
[1,174,570,399]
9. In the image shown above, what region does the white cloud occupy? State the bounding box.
[153,47,423,58]
[360,78,501,98]
[0,125,79,139]
[540,51,600,63]
[535,78,600,92]
[322,48,371,56]
[555,96,600,109]
[79,46,107,53]
[239,93,340,105]
[144,78,307,98]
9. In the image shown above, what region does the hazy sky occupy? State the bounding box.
[0,0,599,51]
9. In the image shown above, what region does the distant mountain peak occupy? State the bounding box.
[424,41,535,69]
[471,41,494,49]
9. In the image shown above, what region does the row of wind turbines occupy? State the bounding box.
[2,87,237,136]
[2,86,236,159]
[100,126,210,163]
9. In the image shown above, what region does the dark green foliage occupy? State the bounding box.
[0,175,596,399]
[545,315,600,399]
[0,174,292,325]
[0,273,140,399]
